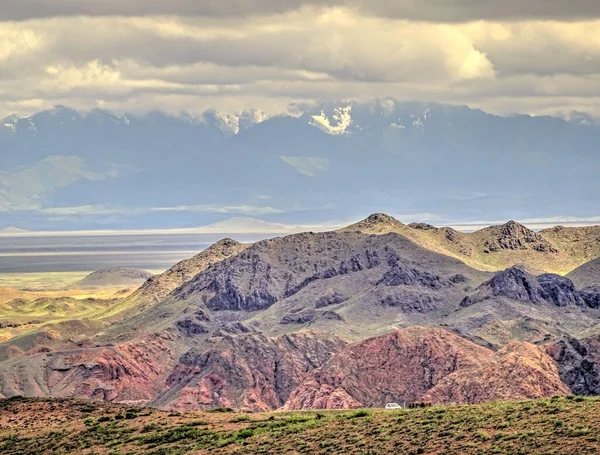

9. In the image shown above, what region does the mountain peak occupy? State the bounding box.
[201,108,268,135]
[365,213,402,225]
[309,104,353,135]
[344,213,405,234]
[210,238,243,249]
[197,217,291,234]
[461,265,545,306]
[480,221,559,254]
[501,220,529,232]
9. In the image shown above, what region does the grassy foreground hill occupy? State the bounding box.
[1,396,599,455]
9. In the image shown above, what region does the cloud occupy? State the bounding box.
[29,203,285,217]
[1,8,600,117]
[150,204,285,215]
[2,1,600,22]
[0,0,320,21]
[280,156,330,176]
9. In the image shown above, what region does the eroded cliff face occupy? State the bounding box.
[0,332,181,403]
[0,325,594,411]
[154,332,347,411]
[424,341,570,404]
[283,327,493,410]
[281,328,574,410]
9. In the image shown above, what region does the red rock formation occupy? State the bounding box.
[0,332,180,403]
[283,327,492,410]
[158,331,346,412]
[425,341,570,404]
[284,327,570,410]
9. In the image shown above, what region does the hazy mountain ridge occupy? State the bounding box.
[76,269,153,288]
[2,100,600,230]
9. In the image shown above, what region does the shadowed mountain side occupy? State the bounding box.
[568,257,600,289]
[97,238,249,322]
[444,267,600,347]
[105,230,490,342]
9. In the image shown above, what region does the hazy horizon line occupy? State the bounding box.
[2,215,600,237]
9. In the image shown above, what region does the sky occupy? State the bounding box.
[2,1,600,117]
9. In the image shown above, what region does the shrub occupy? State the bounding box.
[230,415,251,423]
[347,410,369,419]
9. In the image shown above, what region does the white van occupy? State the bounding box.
[385,403,403,409]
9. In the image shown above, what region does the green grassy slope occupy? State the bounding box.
[1,396,599,455]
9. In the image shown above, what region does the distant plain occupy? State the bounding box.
[0,232,271,278]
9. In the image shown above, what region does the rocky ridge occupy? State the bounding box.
[0,214,599,411]
[460,266,597,309]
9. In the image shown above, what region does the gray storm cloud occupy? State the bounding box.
[1,0,600,21]
[1,5,600,117]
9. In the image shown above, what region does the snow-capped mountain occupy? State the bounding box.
[1,99,599,230]
[201,108,269,135]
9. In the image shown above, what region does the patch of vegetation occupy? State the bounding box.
[2,397,600,454]
[207,407,234,413]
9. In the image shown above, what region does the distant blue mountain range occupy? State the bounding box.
[1,100,598,230]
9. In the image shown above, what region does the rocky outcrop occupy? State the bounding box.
[538,274,586,307]
[441,228,474,257]
[461,266,546,306]
[315,292,348,308]
[547,337,600,396]
[176,318,209,336]
[280,310,344,325]
[285,249,384,298]
[376,260,446,289]
[408,222,437,231]
[380,292,441,313]
[344,213,405,234]
[581,287,600,308]
[481,221,558,253]
[461,266,592,308]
